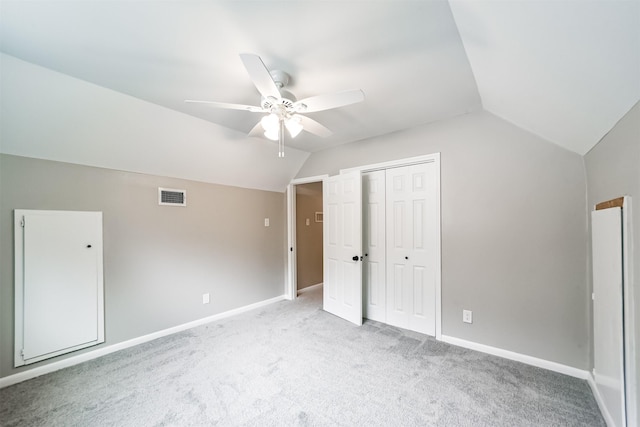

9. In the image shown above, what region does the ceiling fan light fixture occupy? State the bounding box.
[285,117,303,138]
[261,113,281,140]
[264,128,279,141]
[261,113,279,131]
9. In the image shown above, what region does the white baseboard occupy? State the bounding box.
[440,335,590,380]
[297,282,323,294]
[0,294,286,389]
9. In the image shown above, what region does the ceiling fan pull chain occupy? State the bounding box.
[279,119,285,158]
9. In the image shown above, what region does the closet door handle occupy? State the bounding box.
[352,255,359,261]
[405,256,409,260]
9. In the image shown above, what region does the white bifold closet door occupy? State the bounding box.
[15,210,105,366]
[323,171,363,325]
[385,163,438,336]
[363,170,386,322]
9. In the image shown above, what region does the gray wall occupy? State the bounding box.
[584,101,640,418]
[297,110,589,369]
[295,182,323,290]
[0,154,285,379]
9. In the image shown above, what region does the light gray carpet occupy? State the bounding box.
[1,286,604,426]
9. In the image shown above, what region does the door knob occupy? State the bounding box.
[405,256,408,260]
[352,255,359,261]
[87,244,92,248]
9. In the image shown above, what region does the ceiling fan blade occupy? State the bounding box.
[248,121,264,137]
[297,115,333,138]
[239,53,281,99]
[294,89,365,113]
[185,99,265,113]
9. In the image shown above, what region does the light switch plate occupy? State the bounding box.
[264,218,269,227]
[463,309,472,324]
[203,293,210,304]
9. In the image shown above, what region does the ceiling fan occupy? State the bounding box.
[185,53,365,157]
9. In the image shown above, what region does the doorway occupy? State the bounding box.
[286,175,329,300]
[295,182,324,295]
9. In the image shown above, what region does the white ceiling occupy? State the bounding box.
[450,0,640,155]
[0,0,638,163]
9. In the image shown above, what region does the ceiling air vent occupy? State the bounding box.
[158,188,186,206]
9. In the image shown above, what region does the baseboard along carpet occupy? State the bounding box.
[0,286,604,426]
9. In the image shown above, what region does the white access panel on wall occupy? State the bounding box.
[591,207,626,427]
[385,163,438,336]
[15,210,105,366]
[323,171,363,325]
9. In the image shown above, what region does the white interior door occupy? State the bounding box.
[323,171,363,325]
[592,207,626,427]
[385,163,437,336]
[15,210,105,366]
[363,170,386,322]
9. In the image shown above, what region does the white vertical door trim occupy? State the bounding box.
[286,184,297,300]
[592,206,626,427]
[286,175,329,300]
[323,170,363,325]
[433,155,442,340]
[622,196,636,427]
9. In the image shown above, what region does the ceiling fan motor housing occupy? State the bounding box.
[269,69,290,89]
[262,94,296,111]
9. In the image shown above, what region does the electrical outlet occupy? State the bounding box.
[264,218,270,227]
[463,309,472,324]
[202,293,210,304]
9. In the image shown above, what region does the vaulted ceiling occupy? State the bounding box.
[1,0,638,189]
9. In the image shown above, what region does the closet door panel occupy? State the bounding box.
[386,163,437,335]
[323,171,363,326]
[363,171,386,322]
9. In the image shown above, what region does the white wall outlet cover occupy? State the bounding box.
[306,218,310,226]
[463,309,473,323]
[264,218,270,227]
[202,293,210,304]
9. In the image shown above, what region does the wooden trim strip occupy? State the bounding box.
[595,197,624,210]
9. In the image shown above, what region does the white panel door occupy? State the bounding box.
[363,170,386,322]
[592,207,626,427]
[323,171,363,325]
[15,210,104,366]
[385,163,437,336]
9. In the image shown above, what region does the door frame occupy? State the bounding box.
[285,174,329,300]
[340,153,442,340]
[589,195,636,427]
[621,196,636,427]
